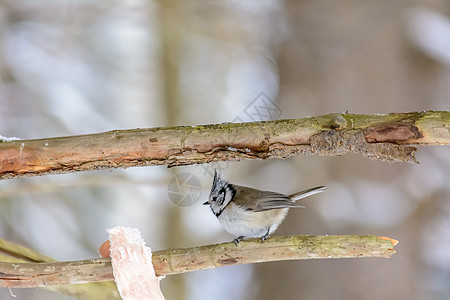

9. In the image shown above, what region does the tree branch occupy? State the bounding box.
[0,238,120,299]
[1,111,448,179]
[0,235,397,288]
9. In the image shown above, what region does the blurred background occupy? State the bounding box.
[0,0,449,299]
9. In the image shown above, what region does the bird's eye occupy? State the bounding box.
[212,196,217,202]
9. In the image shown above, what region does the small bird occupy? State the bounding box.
[203,170,326,245]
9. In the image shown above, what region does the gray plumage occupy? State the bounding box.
[204,170,326,244]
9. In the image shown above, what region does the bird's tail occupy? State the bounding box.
[289,186,326,202]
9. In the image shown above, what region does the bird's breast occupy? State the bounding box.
[217,202,289,238]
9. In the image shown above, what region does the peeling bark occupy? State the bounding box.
[0,111,448,179]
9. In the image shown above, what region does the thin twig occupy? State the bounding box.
[0,235,398,288]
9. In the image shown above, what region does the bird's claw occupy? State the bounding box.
[233,236,244,246]
[260,228,271,243]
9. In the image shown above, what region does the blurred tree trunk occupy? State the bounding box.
[159,0,187,299]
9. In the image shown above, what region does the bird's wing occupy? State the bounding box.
[232,185,304,212]
[252,191,304,212]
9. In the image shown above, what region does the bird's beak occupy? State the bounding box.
[202,201,209,205]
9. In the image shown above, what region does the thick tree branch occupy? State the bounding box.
[0,235,397,288]
[1,111,449,179]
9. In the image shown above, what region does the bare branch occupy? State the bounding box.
[1,111,448,179]
[0,238,119,299]
[0,235,398,288]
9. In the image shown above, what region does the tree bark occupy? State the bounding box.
[0,111,448,179]
[0,235,397,288]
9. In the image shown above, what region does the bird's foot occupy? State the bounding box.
[260,228,271,243]
[233,236,244,246]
